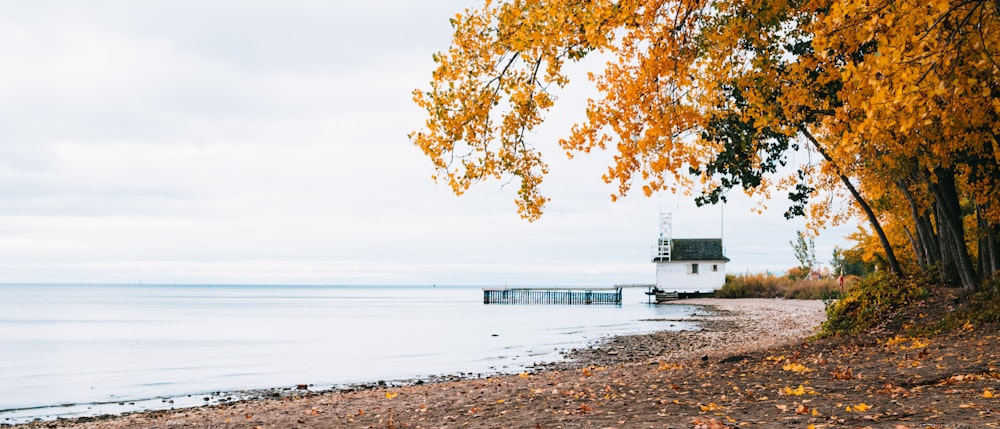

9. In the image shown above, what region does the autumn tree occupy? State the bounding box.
[812,0,1000,291]
[411,0,1000,291]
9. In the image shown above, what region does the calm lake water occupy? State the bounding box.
[0,284,697,423]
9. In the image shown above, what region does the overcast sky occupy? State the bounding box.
[0,1,856,286]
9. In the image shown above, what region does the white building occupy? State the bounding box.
[651,213,729,294]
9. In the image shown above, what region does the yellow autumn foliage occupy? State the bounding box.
[412,0,1000,292]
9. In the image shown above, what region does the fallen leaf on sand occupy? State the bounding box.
[692,417,731,429]
[845,403,870,412]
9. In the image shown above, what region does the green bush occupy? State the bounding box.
[820,271,928,336]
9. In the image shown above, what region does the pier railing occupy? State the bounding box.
[482,288,622,305]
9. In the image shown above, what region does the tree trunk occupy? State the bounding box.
[902,225,924,267]
[936,202,961,286]
[930,168,979,293]
[978,202,1000,283]
[898,179,937,269]
[978,205,988,282]
[919,211,940,267]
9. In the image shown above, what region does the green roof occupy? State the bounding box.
[669,238,729,261]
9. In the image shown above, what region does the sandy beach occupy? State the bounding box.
[556,298,827,368]
[13,298,829,428]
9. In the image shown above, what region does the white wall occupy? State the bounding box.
[655,260,727,293]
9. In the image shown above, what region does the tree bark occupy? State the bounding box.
[897,179,938,269]
[936,201,962,285]
[978,202,1000,283]
[902,225,923,267]
[919,211,941,267]
[930,167,979,293]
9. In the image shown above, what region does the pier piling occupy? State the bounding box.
[482,288,622,305]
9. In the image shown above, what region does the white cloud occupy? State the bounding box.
[0,1,855,285]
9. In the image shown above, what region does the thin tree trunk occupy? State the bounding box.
[800,128,903,275]
[898,179,935,269]
[978,205,988,282]
[989,213,999,283]
[903,225,923,267]
[919,211,940,267]
[978,202,1000,282]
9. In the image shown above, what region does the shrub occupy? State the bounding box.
[928,279,1000,333]
[717,271,842,299]
[786,266,811,281]
[783,279,841,300]
[717,273,782,298]
[820,271,928,336]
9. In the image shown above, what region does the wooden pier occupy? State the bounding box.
[482,288,622,305]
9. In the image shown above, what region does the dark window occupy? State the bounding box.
[712,264,718,272]
[691,263,699,274]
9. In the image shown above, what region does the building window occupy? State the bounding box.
[712,264,718,272]
[691,263,699,274]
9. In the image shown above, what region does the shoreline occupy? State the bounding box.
[8,298,827,428]
[553,298,827,369]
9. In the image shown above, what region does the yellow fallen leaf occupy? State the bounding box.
[884,336,907,346]
[846,403,871,412]
[385,391,398,399]
[984,389,996,398]
[783,363,812,373]
[699,402,722,411]
[783,384,815,396]
[658,362,684,371]
[518,372,531,378]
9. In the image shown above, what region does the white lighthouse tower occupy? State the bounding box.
[651,212,729,295]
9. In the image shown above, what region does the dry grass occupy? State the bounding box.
[717,271,850,300]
